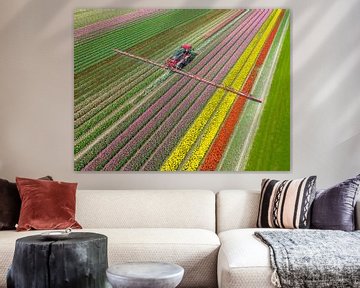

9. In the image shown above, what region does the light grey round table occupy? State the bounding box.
[106,262,184,288]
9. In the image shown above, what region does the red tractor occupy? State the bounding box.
[165,44,196,69]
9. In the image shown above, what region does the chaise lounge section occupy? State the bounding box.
[217,190,273,288]
[216,189,360,288]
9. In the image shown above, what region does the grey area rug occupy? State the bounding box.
[255,230,360,288]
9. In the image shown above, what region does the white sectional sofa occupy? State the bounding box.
[0,190,219,288]
[1,189,359,288]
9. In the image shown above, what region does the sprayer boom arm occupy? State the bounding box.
[113,49,261,103]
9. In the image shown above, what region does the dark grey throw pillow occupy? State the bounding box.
[0,176,53,230]
[311,174,360,231]
[0,179,20,230]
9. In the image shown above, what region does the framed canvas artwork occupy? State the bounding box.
[74,8,290,171]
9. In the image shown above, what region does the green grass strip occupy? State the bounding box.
[74,9,134,29]
[244,24,290,171]
[74,10,210,73]
[219,11,289,171]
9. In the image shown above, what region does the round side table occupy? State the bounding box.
[106,262,184,288]
[7,232,108,288]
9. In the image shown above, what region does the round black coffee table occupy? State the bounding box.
[106,262,184,288]
[7,232,108,288]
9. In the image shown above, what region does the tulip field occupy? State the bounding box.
[74,8,290,171]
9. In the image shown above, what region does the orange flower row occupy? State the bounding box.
[200,10,285,171]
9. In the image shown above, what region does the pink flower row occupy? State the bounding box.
[74,9,163,39]
[203,9,245,39]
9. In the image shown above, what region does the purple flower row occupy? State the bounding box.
[83,9,270,171]
[141,10,272,170]
[74,9,163,39]
[75,67,155,127]
[203,9,245,39]
[122,81,210,170]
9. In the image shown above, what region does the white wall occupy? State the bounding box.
[0,0,359,190]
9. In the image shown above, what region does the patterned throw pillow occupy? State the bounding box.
[257,176,317,229]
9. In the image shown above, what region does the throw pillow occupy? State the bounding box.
[0,176,52,230]
[16,177,82,231]
[311,174,360,231]
[0,179,20,230]
[257,176,317,229]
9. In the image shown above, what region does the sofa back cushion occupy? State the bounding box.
[217,190,360,233]
[76,190,216,231]
[216,190,260,233]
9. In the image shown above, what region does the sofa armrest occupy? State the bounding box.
[216,190,260,233]
[356,200,360,230]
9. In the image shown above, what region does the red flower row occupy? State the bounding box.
[200,10,285,171]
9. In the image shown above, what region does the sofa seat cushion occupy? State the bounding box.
[0,228,219,288]
[218,228,282,288]
[102,228,220,288]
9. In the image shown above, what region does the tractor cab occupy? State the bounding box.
[181,44,192,53]
[166,44,196,69]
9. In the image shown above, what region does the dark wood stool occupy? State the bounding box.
[7,232,108,288]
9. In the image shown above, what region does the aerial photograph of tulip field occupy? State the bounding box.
[74,8,290,171]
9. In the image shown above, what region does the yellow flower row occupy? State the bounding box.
[160,91,225,171]
[181,10,283,171]
[160,10,281,171]
[182,95,235,171]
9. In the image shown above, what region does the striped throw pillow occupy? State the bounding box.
[257,176,317,229]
